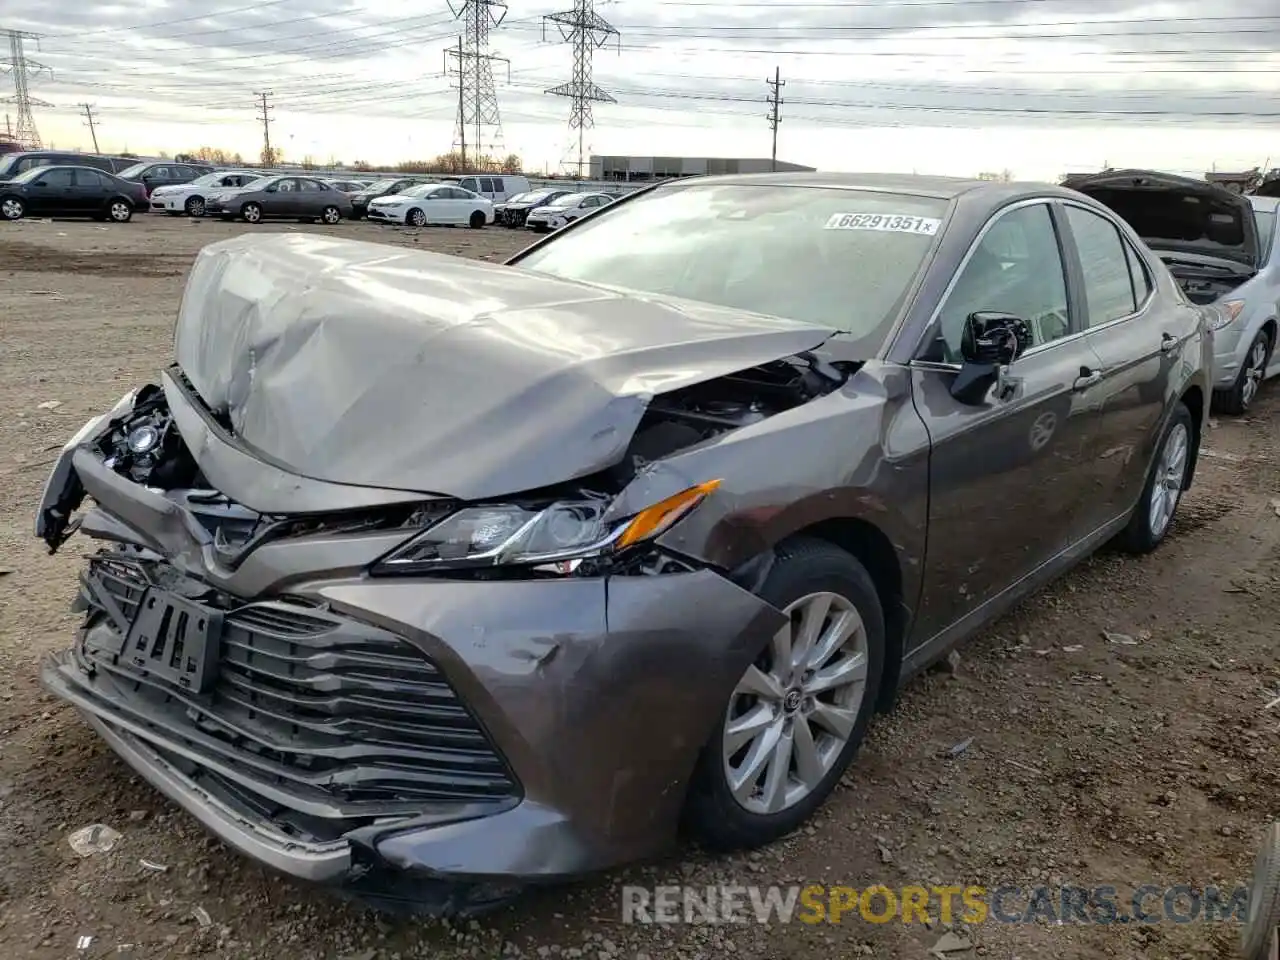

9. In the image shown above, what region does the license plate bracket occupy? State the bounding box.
[124,589,223,694]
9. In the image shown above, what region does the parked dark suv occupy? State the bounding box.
[115,160,216,200]
[0,151,134,179]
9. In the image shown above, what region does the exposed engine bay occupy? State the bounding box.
[1161,259,1253,306]
[613,352,848,484]
[46,353,848,573]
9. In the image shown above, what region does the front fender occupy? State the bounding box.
[607,362,929,606]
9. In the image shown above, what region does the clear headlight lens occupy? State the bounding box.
[375,480,721,573]
[1209,299,1246,331]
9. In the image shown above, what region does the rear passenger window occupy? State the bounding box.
[1065,206,1138,326]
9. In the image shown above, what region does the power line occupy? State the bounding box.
[80,102,99,152]
[543,0,620,177]
[445,0,510,162]
[766,67,783,172]
[2,28,51,150]
[255,90,275,166]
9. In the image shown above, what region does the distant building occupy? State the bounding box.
[590,155,815,182]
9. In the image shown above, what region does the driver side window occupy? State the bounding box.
[934,203,1070,363]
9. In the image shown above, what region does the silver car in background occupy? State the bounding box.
[1065,170,1280,414]
[525,192,614,232]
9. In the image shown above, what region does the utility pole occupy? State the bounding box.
[255,91,274,167]
[2,29,52,150]
[80,103,99,152]
[766,67,784,172]
[445,0,509,168]
[543,0,620,178]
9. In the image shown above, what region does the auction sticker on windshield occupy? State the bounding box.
[824,213,942,235]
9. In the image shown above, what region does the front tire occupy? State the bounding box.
[469,210,486,229]
[407,208,427,227]
[185,196,206,217]
[1217,328,1272,415]
[241,202,262,224]
[1117,401,1194,554]
[683,538,885,851]
[0,196,24,220]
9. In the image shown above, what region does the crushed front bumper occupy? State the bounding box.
[37,421,785,904]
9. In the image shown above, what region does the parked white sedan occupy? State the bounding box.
[525,192,614,232]
[366,183,494,228]
[149,170,264,217]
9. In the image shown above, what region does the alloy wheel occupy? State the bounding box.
[722,591,869,816]
[1148,421,1189,539]
[186,197,205,216]
[408,208,426,227]
[109,202,131,222]
[243,203,261,223]
[1242,338,1268,409]
[322,206,341,224]
[1,197,23,220]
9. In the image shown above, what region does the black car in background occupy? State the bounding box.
[115,160,216,200]
[495,189,572,228]
[347,176,437,219]
[0,165,145,222]
[0,150,135,178]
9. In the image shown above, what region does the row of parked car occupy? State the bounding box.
[0,150,619,233]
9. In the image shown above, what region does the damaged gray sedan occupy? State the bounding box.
[37,173,1212,914]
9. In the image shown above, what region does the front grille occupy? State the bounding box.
[81,554,518,817]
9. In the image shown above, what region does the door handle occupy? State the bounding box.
[1073,366,1104,391]
[1160,332,1180,354]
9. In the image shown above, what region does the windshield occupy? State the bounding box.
[547,193,582,208]
[521,191,560,205]
[516,183,948,347]
[364,179,398,192]
[402,183,439,198]
[0,154,21,177]
[115,162,149,178]
[1254,208,1276,265]
[504,191,532,204]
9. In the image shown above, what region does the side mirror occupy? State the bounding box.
[265,185,277,193]
[950,312,1032,405]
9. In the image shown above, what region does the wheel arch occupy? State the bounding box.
[1177,383,1204,491]
[781,517,907,713]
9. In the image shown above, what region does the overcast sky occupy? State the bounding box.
[4,0,1280,178]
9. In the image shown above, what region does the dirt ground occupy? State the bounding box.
[1,215,1277,960]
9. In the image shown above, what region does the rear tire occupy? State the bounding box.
[683,538,885,851]
[1117,402,1193,554]
[0,195,25,220]
[1216,328,1272,416]
[469,210,486,229]
[107,200,133,223]
[321,206,341,225]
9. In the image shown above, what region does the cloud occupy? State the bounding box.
[9,0,1280,171]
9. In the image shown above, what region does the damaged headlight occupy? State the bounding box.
[374,480,721,573]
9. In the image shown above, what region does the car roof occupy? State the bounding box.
[663,171,1085,203]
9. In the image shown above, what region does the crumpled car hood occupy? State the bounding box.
[173,233,838,501]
